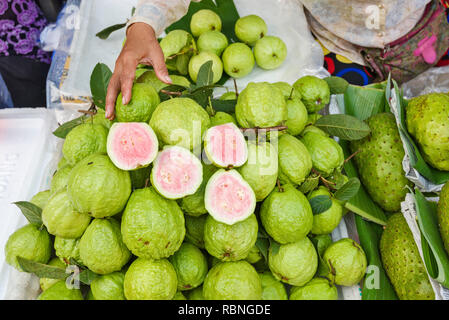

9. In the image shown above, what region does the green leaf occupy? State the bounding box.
[79,269,99,285]
[315,114,371,141]
[13,201,43,226]
[269,238,281,255]
[255,238,269,262]
[210,99,236,113]
[158,84,187,102]
[310,235,332,276]
[90,63,113,110]
[324,76,349,95]
[334,177,361,201]
[344,85,386,121]
[17,257,68,280]
[194,61,214,88]
[95,23,127,40]
[52,115,88,139]
[309,195,332,215]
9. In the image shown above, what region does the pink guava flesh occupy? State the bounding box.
[205,170,256,225]
[107,122,158,170]
[152,146,203,199]
[205,123,248,167]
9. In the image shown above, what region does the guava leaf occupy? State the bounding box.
[79,269,99,285]
[310,235,332,276]
[90,63,113,110]
[17,257,68,280]
[96,23,127,40]
[309,195,332,215]
[193,61,214,88]
[13,201,43,226]
[255,238,269,262]
[210,99,236,113]
[269,238,281,256]
[158,84,187,102]
[334,177,360,201]
[315,114,371,141]
[52,115,88,139]
[324,76,349,95]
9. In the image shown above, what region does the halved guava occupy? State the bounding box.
[106,123,159,171]
[151,146,203,199]
[204,169,256,225]
[204,123,248,168]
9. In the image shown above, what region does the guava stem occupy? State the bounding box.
[288,88,294,100]
[276,179,284,192]
[344,149,361,164]
[144,178,150,188]
[233,78,239,97]
[160,89,183,96]
[78,109,96,116]
[166,47,194,60]
[311,168,336,191]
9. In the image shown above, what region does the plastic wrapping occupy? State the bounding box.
[402,65,449,99]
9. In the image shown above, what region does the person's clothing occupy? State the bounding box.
[0,0,51,64]
[0,56,49,107]
[0,72,13,108]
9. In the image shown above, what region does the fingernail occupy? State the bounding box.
[164,75,172,84]
[122,95,127,105]
[105,110,111,118]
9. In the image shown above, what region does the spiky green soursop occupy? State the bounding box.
[438,182,449,255]
[149,97,210,150]
[350,113,409,212]
[121,187,185,259]
[67,154,131,218]
[79,218,131,275]
[237,141,278,201]
[277,134,312,186]
[203,261,262,300]
[289,278,338,300]
[204,214,258,261]
[406,93,449,171]
[260,184,313,244]
[268,238,318,286]
[5,224,51,270]
[235,82,287,128]
[380,213,434,300]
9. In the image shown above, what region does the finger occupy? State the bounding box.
[149,42,171,84]
[120,59,138,105]
[105,74,120,120]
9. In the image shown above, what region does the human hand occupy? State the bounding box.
[105,22,171,120]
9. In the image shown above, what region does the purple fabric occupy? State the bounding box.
[0,0,51,64]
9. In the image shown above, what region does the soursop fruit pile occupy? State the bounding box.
[4,10,378,301]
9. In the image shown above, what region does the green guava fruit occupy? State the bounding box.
[323,238,367,286]
[92,108,115,130]
[204,214,258,261]
[190,9,222,37]
[86,289,95,300]
[380,213,434,300]
[50,165,72,194]
[289,277,338,300]
[204,122,248,168]
[38,281,83,300]
[293,76,330,112]
[160,29,195,75]
[173,291,187,300]
[350,113,409,212]
[121,187,185,259]
[300,125,327,137]
[219,91,237,101]
[79,218,131,275]
[149,97,210,150]
[259,271,288,300]
[209,111,237,127]
[254,36,287,70]
[301,131,344,176]
[169,243,208,291]
[40,257,67,291]
[285,96,308,136]
[129,166,151,190]
[237,140,278,201]
[235,15,267,46]
[272,82,301,100]
[246,246,263,264]
[90,271,126,300]
[115,84,160,123]
[203,261,262,300]
[124,258,178,300]
[57,156,69,169]
[5,224,51,270]
[184,215,207,248]
[67,154,131,218]
[236,82,287,128]
[30,189,51,210]
[306,113,322,126]
[188,51,223,84]
[187,286,204,300]
[277,134,312,185]
[268,237,318,286]
[151,146,203,199]
[438,182,449,255]
[42,189,91,238]
[54,236,83,265]
[307,187,343,235]
[62,123,108,166]
[261,184,313,244]
[106,122,158,171]
[222,43,255,78]
[204,169,256,225]
[181,164,217,217]
[197,30,228,56]
[406,93,449,170]
[137,70,190,91]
